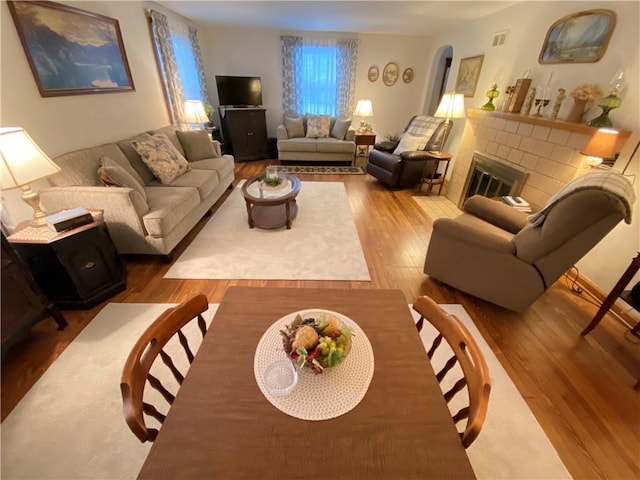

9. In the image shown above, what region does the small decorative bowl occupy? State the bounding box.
[280,311,353,374]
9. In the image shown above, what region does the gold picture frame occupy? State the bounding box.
[8,1,135,97]
[402,68,414,84]
[455,55,484,97]
[368,65,379,82]
[382,62,399,86]
[538,9,616,64]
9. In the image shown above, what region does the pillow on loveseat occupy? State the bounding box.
[97,156,148,201]
[284,116,305,138]
[176,129,216,162]
[331,119,352,140]
[132,133,190,185]
[306,115,331,138]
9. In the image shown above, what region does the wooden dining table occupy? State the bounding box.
[137,286,476,479]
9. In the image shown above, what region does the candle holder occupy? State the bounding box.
[532,98,550,117]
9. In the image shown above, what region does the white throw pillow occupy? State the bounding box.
[393,133,426,155]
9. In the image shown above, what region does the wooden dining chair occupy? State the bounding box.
[120,294,209,442]
[413,295,491,448]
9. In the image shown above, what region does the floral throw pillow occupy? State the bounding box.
[132,133,191,185]
[306,115,331,138]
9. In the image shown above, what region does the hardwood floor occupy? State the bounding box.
[2,159,639,479]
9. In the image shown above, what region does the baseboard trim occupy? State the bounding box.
[570,272,638,329]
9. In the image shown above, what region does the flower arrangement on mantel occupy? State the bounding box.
[567,83,604,123]
[570,83,604,103]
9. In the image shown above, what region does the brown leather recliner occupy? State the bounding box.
[424,171,635,312]
[366,115,450,188]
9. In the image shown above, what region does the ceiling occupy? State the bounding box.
[157,1,521,36]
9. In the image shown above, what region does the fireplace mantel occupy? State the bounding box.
[467,108,632,139]
[446,109,634,212]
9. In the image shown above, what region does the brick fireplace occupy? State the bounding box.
[446,109,631,211]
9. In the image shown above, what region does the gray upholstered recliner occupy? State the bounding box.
[424,171,635,312]
[366,115,449,187]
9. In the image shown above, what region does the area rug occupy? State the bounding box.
[274,165,365,175]
[1,303,571,480]
[164,181,370,280]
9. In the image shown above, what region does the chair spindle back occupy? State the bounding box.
[413,295,491,448]
[120,294,209,442]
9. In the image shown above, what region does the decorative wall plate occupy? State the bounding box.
[367,65,379,82]
[382,62,399,86]
[402,68,414,84]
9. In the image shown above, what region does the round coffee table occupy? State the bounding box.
[241,174,301,229]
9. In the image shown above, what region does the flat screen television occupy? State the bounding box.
[215,75,263,107]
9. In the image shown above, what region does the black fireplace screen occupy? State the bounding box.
[460,153,528,207]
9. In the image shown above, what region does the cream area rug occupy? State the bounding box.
[164,181,370,281]
[1,303,571,480]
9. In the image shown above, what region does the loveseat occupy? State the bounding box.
[276,115,356,163]
[40,126,235,261]
[366,115,448,187]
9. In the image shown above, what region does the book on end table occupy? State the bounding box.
[46,207,94,232]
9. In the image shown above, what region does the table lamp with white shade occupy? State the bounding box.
[434,92,465,153]
[0,127,61,227]
[183,100,209,130]
[354,99,374,131]
[580,128,618,168]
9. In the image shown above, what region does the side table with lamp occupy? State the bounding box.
[0,127,126,310]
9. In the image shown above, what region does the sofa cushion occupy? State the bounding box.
[49,143,140,187]
[277,138,318,153]
[306,115,331,138]
[331,119,352,140]
[150,168,219,200]
[393,133,426,155]
[117,133,157,185]
[284,116,305,138]
[189,156,235,180]
[315,138,355,154]
[132,133,191,185]
[150,126,186,157]
[142,186,201,237]
[176,129,216,162]
[98,155,147,201]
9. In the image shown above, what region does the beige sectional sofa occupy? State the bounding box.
[40,126,235,261]
[276,115,356,163]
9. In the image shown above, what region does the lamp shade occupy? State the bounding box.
[434,92,466,120]
[354,99,373,117]
[184,100,209,124]
[581,128,618,160]
[0,127,60,190]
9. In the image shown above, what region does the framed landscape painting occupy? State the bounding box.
[455,55,484,97]
[8,1,135,97]
[539,9,616,64]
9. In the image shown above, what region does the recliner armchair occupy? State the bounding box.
[366,115,449,187]
[424,171,635,312]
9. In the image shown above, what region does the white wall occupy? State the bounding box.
[199,26,432,139]
[423,1,640,292]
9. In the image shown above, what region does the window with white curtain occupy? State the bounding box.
[168,18,202,102]
[147,9,209,126]
[281,36,358,118]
